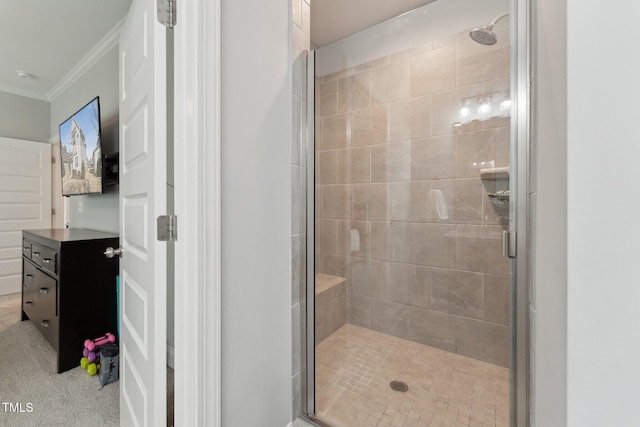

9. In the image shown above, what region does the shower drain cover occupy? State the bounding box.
[390,380,409,393]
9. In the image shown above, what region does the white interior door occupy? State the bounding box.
[118,0,167,425]
[0,137,51,296]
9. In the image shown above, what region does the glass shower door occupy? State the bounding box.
[304,1,524,425]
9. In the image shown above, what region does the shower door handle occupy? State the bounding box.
[502,231,517,258]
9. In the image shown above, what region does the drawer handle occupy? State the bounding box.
[41,320,49,327]
[40,288,49,294]
[25,274,33,279]
[25,301,32,307]
[32,252,40,257]
[43,258,53,264]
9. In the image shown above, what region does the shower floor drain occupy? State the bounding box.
[390,380,409,393]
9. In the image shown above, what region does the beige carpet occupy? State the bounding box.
[0,293,119,426]
[0,293,174,426]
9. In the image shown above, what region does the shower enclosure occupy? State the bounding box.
[300,1,528,426]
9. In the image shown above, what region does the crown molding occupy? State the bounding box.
[0,83,49,102]
[46,18,125,102]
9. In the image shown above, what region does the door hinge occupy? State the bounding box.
[502,231,517,258]
[51,208,56,216]
[157,0,176,29]
[51,157,55,164]
[157,215,178,241]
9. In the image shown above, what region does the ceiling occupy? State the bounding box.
[2,0,440,100]
[0,0,131,101]
[311,0,438,47]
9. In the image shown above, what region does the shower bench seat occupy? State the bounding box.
[315,273,346,344]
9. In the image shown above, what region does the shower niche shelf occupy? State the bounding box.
[480,166,510,180]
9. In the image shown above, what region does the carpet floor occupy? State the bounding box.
[0,293,174,426]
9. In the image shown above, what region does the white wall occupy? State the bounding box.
[0,92,50,143]
[220,0,292,425]
[50,46,119,234]
[531,0,567,426]
[566,0,640,425]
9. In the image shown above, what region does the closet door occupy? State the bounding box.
[0,137,51,295]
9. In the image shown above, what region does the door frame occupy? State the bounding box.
[172,0,221,425]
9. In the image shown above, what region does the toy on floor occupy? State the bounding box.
[80,332,115,376]
[84,333,115,351]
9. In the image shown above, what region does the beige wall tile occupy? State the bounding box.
[291,165,303,234]
[407,265,432,309]
[317,79,338,117]
[411,136,457,180]
[431,268,483,319]
[322,113,350,150]
[371,141,411,182]
[433,30,467,49]
[318,150,338,184]
[431,85,484,136]
[337,220,371,258]
[371,222,411,263]
[353,183,390,221]
[338,71,371,113]
[483,273,510,325]
[338,147,371,184]
[322,254,352,285]
[388,181,415,222]
[354,56,391,73]
[409,223,457,268]
[452,179,483,224]
[348,293,373,328]
[481,178,509,225]
[456,317,510,367]
[456,24,510,87]
[456,129,499,178]
[291,235,301,305]
[389,95,432,142]
[370,299,411,340]
[411,45,457,97]
[370,59,411,105]
[352,105,388,146]
[322,184,352,219]
[292,94,302,165]
[292,303,301,373]
[409,306,456,352]
[317,219,337,254]
[323,68,354,83]
[302,0,310,45]
[390,43,433,62]
[455,225,510,275]
[292,0,301,29]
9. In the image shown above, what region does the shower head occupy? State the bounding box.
[469,12,509,45]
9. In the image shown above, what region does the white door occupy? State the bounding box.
[0,137,51,295]
[118,0,167,425]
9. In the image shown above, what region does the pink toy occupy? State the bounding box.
[84,333,115,352]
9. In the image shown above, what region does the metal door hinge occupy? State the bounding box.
[51,208,56,216]
[157,215,178,241]
[157,0,176,29]
[502,231,517,258]
[51,157,55,164]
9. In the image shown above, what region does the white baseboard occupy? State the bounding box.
[167,345,175,369]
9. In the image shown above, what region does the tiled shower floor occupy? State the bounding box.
[315,324,509,427]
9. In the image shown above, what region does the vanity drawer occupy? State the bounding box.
[30,243,57,275]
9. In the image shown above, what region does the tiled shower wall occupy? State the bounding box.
[315,21,512,367]
[291,0,310,421]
